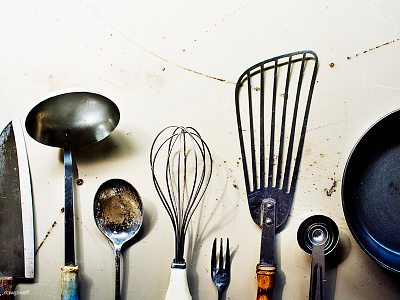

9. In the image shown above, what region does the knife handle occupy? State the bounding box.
[0,277,14,300]
[61,266,79,300]
[256,264,276,300]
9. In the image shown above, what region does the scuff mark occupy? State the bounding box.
[35,207,65,255]
[219,98,233,115]
[347,38,400,60]
[83,0,235,84]
[371,84,400,91]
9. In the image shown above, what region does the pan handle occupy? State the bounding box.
[256,264,276,300]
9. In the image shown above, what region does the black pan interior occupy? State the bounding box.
[342,109,400,273]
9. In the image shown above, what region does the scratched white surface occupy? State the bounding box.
[1,0,400,299]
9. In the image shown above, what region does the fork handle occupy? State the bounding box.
[256,264,276,300]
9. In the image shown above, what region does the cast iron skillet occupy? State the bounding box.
[342,109,400,273]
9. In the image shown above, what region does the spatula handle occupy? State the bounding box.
[0,277,14,300]
[256,264,276,300]
[61,265,79,300]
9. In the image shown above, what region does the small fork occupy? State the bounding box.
[211,238,231,300]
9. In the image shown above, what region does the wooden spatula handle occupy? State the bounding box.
[256,264,276,300]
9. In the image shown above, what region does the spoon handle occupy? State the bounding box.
[115,247,121,300]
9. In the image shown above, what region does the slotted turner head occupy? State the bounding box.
[235,50,318,230]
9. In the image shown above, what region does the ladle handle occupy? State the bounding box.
[115,247,121,300]
[309,244,325,300]
[61,265,79,300]
[256,264,276,300]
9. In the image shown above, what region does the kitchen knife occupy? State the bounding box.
[0,118,34,299]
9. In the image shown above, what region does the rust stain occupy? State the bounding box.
[347,38,400,60]
[329,63,335,68]
[179,65,233,83]
[35,207,65,255]
[325,179,337,197]
[76,178,84,186]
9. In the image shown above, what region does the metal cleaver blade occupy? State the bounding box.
[0,118,34,291]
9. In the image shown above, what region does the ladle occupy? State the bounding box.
[94,179,143,300]
[25,91,120,300]
[297,215,339,300]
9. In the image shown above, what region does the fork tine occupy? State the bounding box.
[225,238,231,271]
[219,238,224,270]
[211,238,217,270]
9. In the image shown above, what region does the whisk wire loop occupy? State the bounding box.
[150,126,212,264]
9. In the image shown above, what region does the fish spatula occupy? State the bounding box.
[234,50,318,299]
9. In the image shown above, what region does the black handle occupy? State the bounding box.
[309,244,325,300]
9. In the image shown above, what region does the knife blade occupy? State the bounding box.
[0,118,34,297]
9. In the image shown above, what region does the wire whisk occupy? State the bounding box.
[150,125,212,265]
[150,126,212,299]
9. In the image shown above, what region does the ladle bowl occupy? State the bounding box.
[25,91,120,149]
[94,179,143,300]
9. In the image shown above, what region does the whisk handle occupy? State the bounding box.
[165,266,192,300]
[256,264,276,300]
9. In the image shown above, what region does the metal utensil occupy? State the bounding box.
[0,118,34,298]
[25,91,120,300]
[94,179,143,300]
[342,108,400,273]
[297,215,339,300]
[211,238,231,300]
[150,126,212,300]
[234,50,318,299]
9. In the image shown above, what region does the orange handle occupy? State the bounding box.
[256,265,276,300]
[0,277,14,300]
